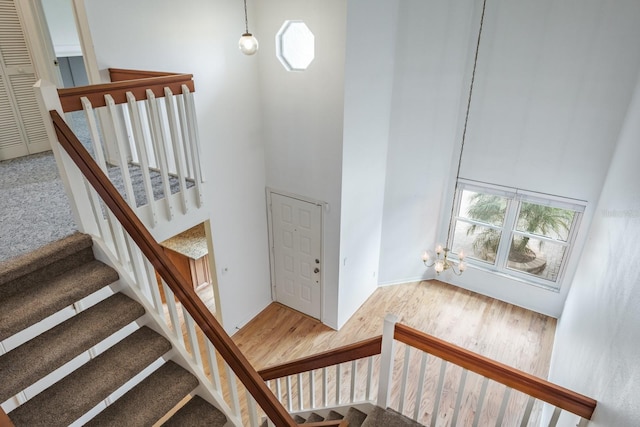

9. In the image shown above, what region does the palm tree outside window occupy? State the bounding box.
[448,180,585,290]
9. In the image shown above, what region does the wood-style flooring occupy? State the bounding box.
[171,280,557,426]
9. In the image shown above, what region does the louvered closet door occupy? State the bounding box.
[0,0,50,160]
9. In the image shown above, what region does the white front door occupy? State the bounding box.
[269,192,322,320]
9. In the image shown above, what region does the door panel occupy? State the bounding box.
[271,192,322,320]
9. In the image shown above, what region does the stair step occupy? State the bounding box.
[162,395,228,426]
[326,410,345,420]
[7,327,171,427]
[361,407,424,427]
[0,293,144,403]
[307,412,325,422]
[344,407,368,427]
[294,414,307,423]
[0,232,92,290]
[86,361,199,426]
[0,260,119,340]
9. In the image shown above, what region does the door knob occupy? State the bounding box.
[314,268,320,274]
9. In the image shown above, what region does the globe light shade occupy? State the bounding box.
[239,33,259,55]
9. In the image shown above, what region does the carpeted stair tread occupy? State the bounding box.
[7,327,171,427]
[0,232,92,288]
[361,406,424,427]
[326,410,345,421]
[0,260,119,340]
[344,407,368,427]
[0,293,144,403]
[86,361,199,427]
[306,412,325,422]
[294,414,307,423]
[162,395,228,427]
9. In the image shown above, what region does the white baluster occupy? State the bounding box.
[336,363,342,405]
[145,89,174,220]
[366,356,374,401]
[520,395,536,427]
[350,360,357,403]
[547,407,562,427]
[181,306,203,366]
[204,341,222,392]
[322,367,328,407]
[246,391,259,426]
[398,345,411,413]
[224,363,241,419]
[377,313,398,408]
[104,95,136,208]
[297,373,304,411]
[181,85,204,206]
[164,87,189,214]
[495,387,512,426]
[275,377,282,402]
[309,370,315,409]
[286,375,293,411]
[161,281,184,346]
[413,352,428,420]
[451,368,468,426]
[472,377,489,427]
[175,92,195,179]
[430,360,448,427]
[143,259,164,315]
[126,92,158,225]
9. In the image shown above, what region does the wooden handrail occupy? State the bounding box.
[259,336,382,381]
[0,407,14,427]
[57,68,195,112]
[394,323,597,420]
[49,110,296,427]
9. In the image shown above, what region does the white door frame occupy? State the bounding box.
[16,0,100,86]
[266,187,326,323]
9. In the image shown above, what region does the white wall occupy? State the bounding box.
[378,0,477,286]
[256,0,347,329]
[337,0,399,328]
[41,0,81,56]
[83,0,272,333]
[547,71,640,426]
[379,0,640,317]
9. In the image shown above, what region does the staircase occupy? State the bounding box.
[283,406,424,427]
[0,233,227,426]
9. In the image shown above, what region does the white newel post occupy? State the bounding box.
[33,79,99,237]
[377,313,398,408]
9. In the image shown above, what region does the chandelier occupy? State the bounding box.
[423,246,466,276]
[423,0,487,276]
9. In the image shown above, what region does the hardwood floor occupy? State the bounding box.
[168,280,556,425]
[233,280,555,376]
[230,280,557,426]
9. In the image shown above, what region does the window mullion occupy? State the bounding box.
[494,198,520,270]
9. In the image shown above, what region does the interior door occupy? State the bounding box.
[270,192,322,320]
[0,0,50,160]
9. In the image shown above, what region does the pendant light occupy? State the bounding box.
[423,0,488,276]
[239,0,258,55]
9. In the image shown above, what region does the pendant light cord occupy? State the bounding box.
[243,0,250,34]
[445,0,488,249]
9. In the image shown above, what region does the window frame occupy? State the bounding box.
[448,179,586,290]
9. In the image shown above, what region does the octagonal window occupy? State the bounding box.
[276,20,314,71]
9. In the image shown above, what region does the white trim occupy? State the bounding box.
[265,187,326,325]
[70,0,100,84]
[448,180,585,291]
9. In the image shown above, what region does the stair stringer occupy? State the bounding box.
[90,238,241,427]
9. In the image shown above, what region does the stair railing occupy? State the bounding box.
[55,68,205,236]
[35,85,296,426]
[0,407,14,427]
[258,315,596,427]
